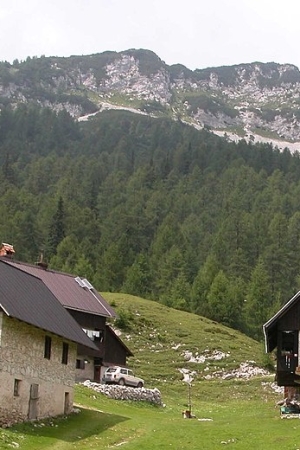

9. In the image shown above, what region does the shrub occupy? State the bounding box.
[114,308,133,330]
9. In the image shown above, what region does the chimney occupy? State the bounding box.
[36,251,48,270]
[0,243,15,258]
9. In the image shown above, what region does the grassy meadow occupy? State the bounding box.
[1,294,297,450]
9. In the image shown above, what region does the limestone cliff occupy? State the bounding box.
[1,50,300,150]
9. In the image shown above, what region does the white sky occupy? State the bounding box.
[1,0,300,70]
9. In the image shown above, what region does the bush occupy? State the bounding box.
[114,308,133,330]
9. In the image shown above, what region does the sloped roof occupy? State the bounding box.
[3,259,116,318]
[0,259,97,350]
[263,291,300,353]
[106,325,134,357]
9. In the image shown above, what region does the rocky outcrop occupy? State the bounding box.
[1,51,300,148]
[99,55,172,105]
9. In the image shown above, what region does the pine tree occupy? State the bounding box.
[191,254,219,316]
[244,258,272,340]
[47,196,66,258]
[122,253,152,298]
[207,270,232,326]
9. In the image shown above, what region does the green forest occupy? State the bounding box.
[1,104,300,341]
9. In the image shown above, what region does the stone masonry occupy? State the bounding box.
[82,380,162,405]
[0,313,77,426]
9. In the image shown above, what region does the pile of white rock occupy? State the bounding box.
[81,380,162,405]
[203,361,270,380]
[182,349,230,364]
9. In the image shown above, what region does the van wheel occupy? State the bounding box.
[137,382,143,388]
[118,378,125,386]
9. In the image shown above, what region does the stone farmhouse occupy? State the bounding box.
[0,258,98,425]
[2,249,133,383]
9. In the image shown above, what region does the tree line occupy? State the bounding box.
[1,104,300,341]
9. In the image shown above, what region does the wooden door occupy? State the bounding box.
[94,366,101,382]
[28,384,39,420]
[64,392,70,414]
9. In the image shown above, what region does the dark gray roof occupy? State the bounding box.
[4,259,116,318]
[0,260,97,350]
[263,291,300,352]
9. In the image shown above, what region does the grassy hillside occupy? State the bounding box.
[2,295,287,450]
[103,293,268,392]
[3,384,289,450]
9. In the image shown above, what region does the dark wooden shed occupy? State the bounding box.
[263,291,300,386]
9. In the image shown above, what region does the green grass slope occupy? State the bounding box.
[3,294,289,450]
[104,293,268,392]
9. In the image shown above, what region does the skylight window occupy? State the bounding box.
[75,277,94,290]
[75,276,85,287]
[82,278,93,289]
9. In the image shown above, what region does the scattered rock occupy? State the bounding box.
[203,362,270,380]
[178,368,196,383]
[261,382,283,394]
[182,349,230,364]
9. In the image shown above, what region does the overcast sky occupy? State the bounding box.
[1,0,300,70]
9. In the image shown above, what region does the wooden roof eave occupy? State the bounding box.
[263,291,300,353]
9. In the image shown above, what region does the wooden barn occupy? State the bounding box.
[263,291,300,387]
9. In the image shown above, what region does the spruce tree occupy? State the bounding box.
[47,196,66,258]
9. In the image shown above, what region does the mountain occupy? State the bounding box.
[3,55,300,342]
[1,49,300,151]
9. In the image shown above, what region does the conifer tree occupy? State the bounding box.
[207,270,231,326]
[122,253,152,298]
[244,258,272,340]
[47,196,66,258]
[191,254,219,316]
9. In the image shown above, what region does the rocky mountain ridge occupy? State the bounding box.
[1,49,300,151]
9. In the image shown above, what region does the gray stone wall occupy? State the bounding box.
[75,356,94,382]
[0,313,77,426]
[82,380,162,405]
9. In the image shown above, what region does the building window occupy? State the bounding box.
[44,335,52,359]
[82,328,104,342]
[94,329,104,343]
[62,342,69,365]
[76,359,85,369]
[14,379,21,396]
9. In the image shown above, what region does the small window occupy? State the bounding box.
[76,359,85,369]
[121,369,127,374]
[44,336,51,359]
[62,342,69,365]
[82,328,104,342]
[14,379,21,396]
